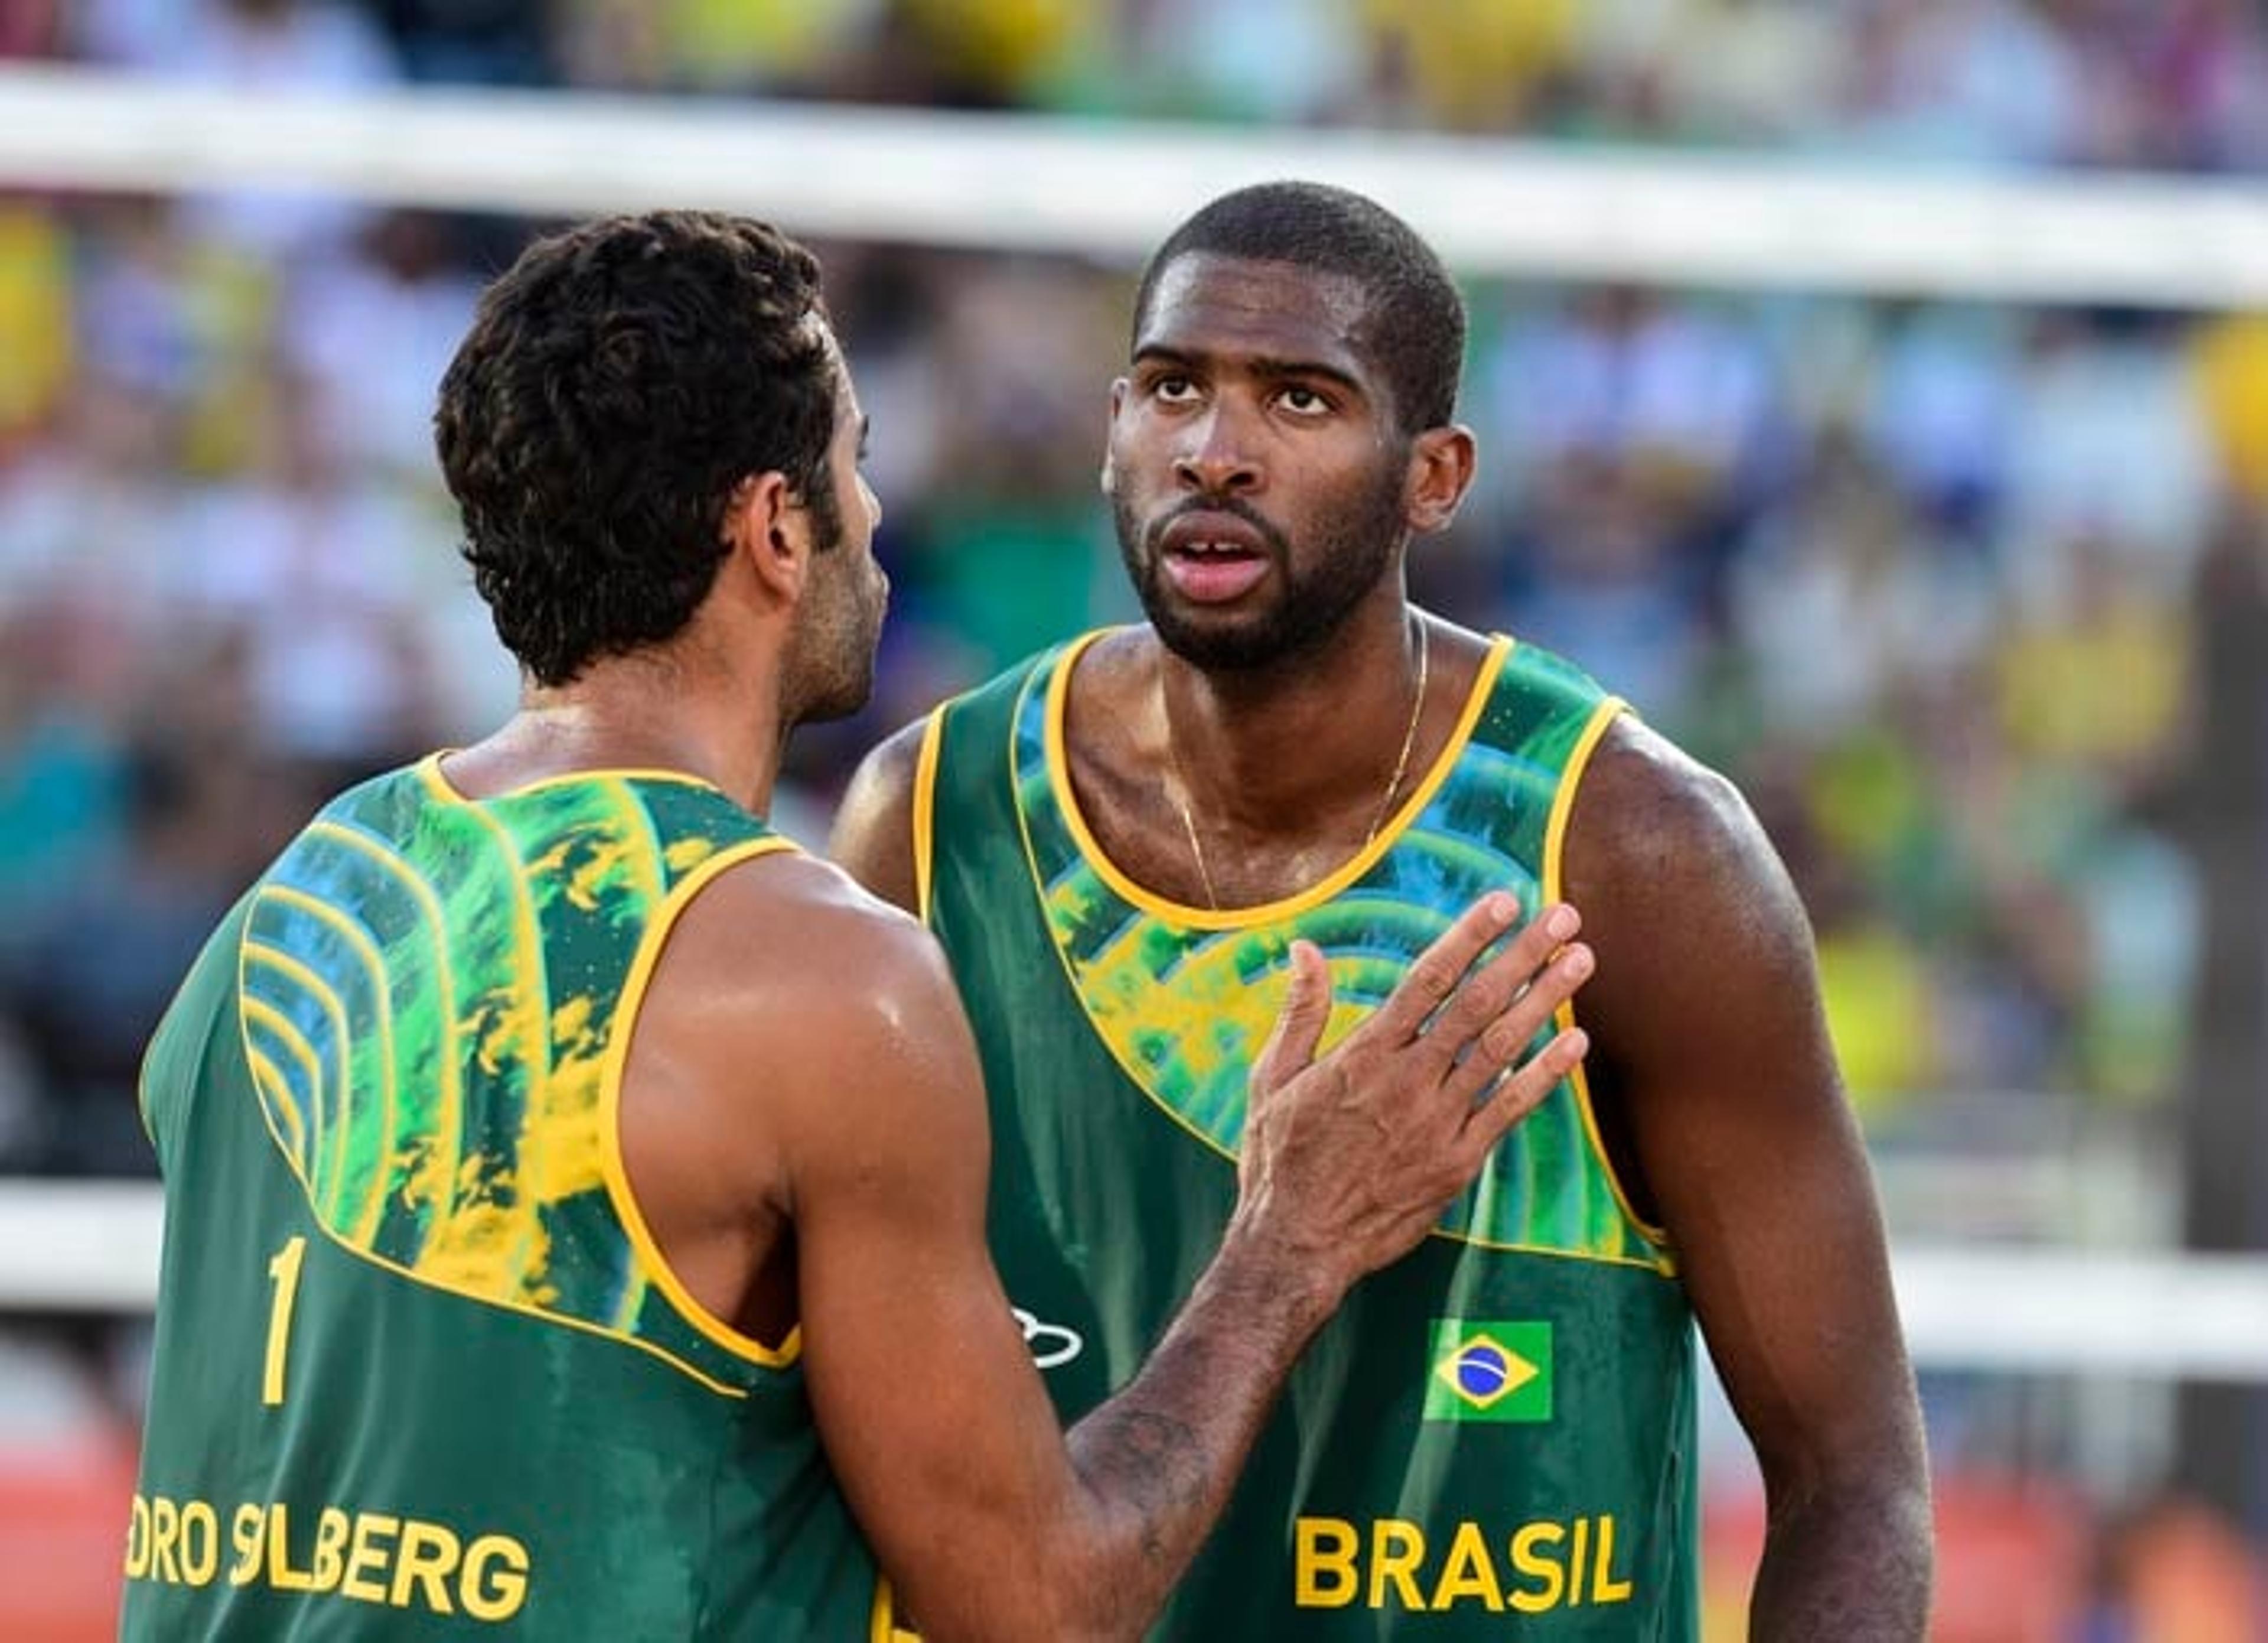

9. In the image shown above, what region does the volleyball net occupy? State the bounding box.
[1,63,2263,1384]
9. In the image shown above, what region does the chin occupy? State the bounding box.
[1146,604,1299,674]
[801,672,876,727]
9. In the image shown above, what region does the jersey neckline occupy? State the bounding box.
[1039,627,1516,931]
[418,751,736,808]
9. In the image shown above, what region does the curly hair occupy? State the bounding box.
[1130,181,1467,436]
[434,211,840,686]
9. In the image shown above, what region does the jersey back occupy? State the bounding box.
[920,633,1700,1640]
[126,759,900,1640]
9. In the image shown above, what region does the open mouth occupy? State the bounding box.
[1157,510,1273,602]
[1161,542,1269,603]
[1167,537,1263,565]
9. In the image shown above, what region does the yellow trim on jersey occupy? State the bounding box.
[259,884,403,1244]
[913,708,947,925]
[421,751,733,805]
[136,1046,159,1151]
[1043,627,1512,930]
[1542,696,1674,1261]
[230,925,760,1401]
[598,836,807,1371]
[870,1577,922,1641]
[1009,658,1671,1277]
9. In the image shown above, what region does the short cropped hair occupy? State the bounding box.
[1130,181,1467,435]
[435,210,837,686]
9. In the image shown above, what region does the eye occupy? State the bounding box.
[1276,385,1332,417]
[1151,374,1200,404]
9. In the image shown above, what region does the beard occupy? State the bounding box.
[783,493,886,727]
[790,626,878,725]
[1112,458,1407,673]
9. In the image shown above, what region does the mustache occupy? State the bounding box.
[1143,495,1288,558]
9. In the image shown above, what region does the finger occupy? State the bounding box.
[1438,941,1594,1111]
[1413,903,1582,1078]
[1361,892,1523,1047]
[1250,939,1332,1098]
[1458,1027,1589,1164]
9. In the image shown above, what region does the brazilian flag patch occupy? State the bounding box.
[1423,1319,1553,1423]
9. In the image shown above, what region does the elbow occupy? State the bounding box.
[1765,1455,1934,1546]
[1752,1475,1935,1641]
[1759,1433,1935,1569]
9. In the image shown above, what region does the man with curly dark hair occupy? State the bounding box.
[122,209,1599,1641]
[434,212,849,692]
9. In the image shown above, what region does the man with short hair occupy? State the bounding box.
[833,181,1934,1639]
[123,209,1596,1641]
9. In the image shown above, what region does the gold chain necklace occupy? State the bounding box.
[1169,616,1429,913]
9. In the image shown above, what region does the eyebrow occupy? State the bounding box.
[1132,345,1367,399]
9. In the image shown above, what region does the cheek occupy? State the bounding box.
[1295,449,1374,504]
[1291,457,1403,543]
[1338,447,1407,510]
[1106,419,1169,490]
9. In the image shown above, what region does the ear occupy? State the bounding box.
[1405,424,1478,536]
[723,470,812,607]
[1100,378,1128,498]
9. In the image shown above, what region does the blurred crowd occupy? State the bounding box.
[14,0,2268,168]
[4,0,2263,1180]
[2,1,2267,1631]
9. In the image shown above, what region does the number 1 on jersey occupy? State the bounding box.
[263,1236,307,1407]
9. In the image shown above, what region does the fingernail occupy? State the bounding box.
[1546,905,1578,940]
[1562,944,1594,979]
[1487,892,1518,923]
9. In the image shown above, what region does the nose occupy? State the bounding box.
[859,473,882,531]
[1172,404,1261,496]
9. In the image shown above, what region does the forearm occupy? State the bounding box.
[1749,1477,1934,1642]
[1051,1225,1338,1639]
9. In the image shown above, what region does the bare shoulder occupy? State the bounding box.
[830,717,932,911]
[665,845,960,1044]
[611,838,992,1346]
[634,844,981,1179]
[1566,714,1771,903]
[1560,712,1826,1102]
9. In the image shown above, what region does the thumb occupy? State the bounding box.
[1252,939,1332,1099]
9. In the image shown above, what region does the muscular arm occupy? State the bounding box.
[1564,720,1933,1641]
[781,916,1308,1640]
[643,852,1588,1642]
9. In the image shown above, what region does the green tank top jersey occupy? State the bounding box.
[126,758,908,1641]
[916,632,1699,1640]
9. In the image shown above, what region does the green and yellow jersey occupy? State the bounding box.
[917,632,1699,1639]
[126,759,904,1640]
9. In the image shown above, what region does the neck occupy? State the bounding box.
[446,653,787,815]
[1160,603,1430,841]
